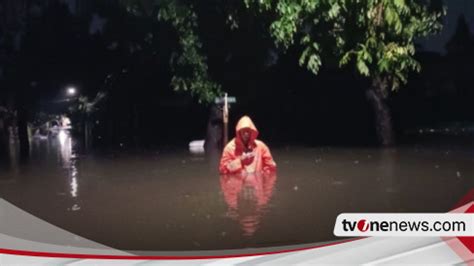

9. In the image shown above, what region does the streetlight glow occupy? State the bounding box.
[67,87,77,96]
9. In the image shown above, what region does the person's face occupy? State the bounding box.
[240,128,251,144]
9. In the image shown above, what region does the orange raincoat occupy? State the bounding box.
[220,172,277,236]
[219,116,276,174]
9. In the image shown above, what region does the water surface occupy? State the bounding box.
[0,135,472,250]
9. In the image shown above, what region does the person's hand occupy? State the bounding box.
[240,151,255,165]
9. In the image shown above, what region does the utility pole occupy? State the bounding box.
[215,94,236,146]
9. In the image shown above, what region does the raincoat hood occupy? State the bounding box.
[235,116,259,150]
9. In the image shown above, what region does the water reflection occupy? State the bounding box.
[70,169,78,198]
[378,149,398,209]
[220,172,277,236]
[0,140,472,250]
[59,132,72,166]
[5,134,19,173]
[57,131,80,201]
[32,131,80,204]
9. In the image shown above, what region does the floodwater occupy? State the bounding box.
[0,133,472,251]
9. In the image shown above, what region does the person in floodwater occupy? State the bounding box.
[219,116,276,174]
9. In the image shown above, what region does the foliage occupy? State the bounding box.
[244,0,444,94]
[122,0,222,104]
[122,0,444,102]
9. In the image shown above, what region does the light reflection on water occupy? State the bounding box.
[30,131,80,205]
[0,135,472,250]
[58,132,79,199]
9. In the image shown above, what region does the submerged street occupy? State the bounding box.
[0,134,471,251]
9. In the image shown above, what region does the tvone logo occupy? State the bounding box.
[357,219,369,232]
[341,219,370,232]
